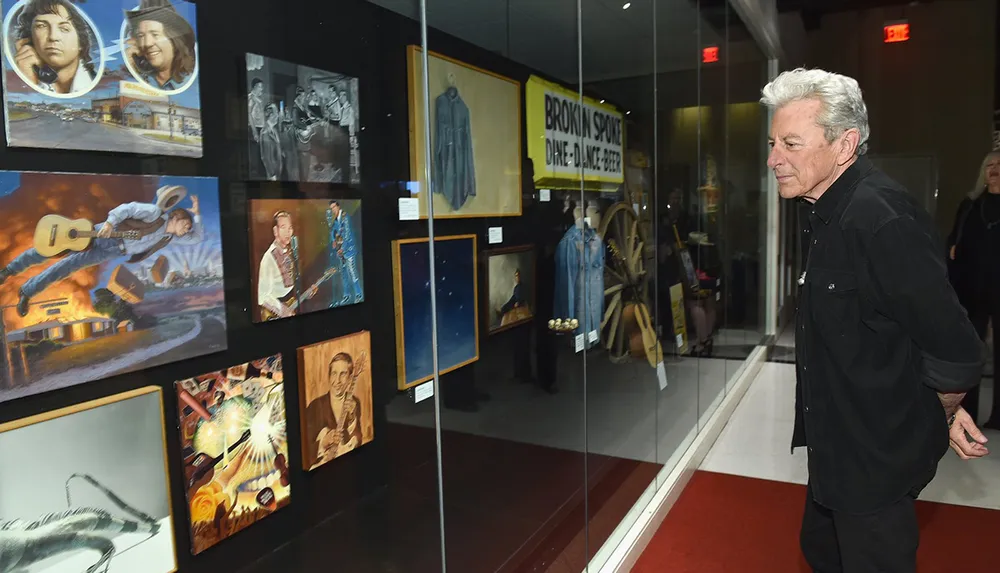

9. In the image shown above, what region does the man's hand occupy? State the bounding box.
[96,224,113,239]
[124,37,139,65]
[949,406,990,460]
[190,195,200,216]
[14,39,40,85]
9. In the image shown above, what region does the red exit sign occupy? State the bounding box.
[702,46,719,64]
[884,21,910,43]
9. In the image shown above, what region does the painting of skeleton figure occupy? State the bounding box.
[0,386,177,573]
[175,354,290,555]
[245,53,360,184]
[0,171,226,403]
[298,331,374,471]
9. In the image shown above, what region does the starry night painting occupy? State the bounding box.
[392,235,479,390]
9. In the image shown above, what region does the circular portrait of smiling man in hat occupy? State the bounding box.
[121,0,198,94]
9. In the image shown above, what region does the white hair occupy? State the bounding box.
[969,150,1000,200]
[761,68,870,155]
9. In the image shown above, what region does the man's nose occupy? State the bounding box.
[767,147,782,169]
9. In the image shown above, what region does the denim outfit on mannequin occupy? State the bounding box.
[554,212,604,343]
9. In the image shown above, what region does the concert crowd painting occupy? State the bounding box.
[248,198,364,324]
[0,170,226,403]
[0,387,176,573]
[175,354,290,555]
[246,52,360,184]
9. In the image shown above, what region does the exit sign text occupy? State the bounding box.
[884,22,910,43]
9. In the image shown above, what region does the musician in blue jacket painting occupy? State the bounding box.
[327,200,363,305]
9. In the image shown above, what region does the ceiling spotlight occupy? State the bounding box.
[600,99,606,103]
[623,2,631,9]
[626,110,631,115]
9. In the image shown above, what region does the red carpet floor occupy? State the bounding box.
[633,471,1000,572]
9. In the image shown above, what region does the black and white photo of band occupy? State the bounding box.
[246,53,361,185]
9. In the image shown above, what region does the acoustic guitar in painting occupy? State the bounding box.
[33,215,140,258]
[260,267,338,321]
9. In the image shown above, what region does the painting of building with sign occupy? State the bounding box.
[0,0,203,157]
[0,170,226,403]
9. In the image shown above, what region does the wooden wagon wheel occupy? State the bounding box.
[598,202,660,364]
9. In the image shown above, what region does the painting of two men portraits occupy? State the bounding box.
[1,0,202,157]
[246,53,361,184]
[249,198,364,323]
[0,170,226,403]
[298,331,374,472]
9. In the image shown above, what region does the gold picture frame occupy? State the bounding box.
[484,245,537,335]
[0,386,178,573]
[392,234,480,390]
[406,45,522,219]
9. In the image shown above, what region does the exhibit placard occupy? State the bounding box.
[526,75,625,190]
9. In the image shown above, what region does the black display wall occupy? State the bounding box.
[0,1,640,571]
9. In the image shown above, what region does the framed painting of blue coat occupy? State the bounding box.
[391,235,479,390]
[406,46,521,219]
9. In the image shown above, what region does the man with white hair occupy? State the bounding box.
[763,68,987,571]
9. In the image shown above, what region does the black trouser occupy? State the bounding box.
[964,299,1000,423]
[800,485,918,573]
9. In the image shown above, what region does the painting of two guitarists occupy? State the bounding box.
[0,170,226,402]
[246,53,360,184]
[249,198,364,324]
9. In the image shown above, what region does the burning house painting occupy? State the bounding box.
[0,171,226,402]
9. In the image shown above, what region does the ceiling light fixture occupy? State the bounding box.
[626,110,631,115]
[623,2,631,9]
[600,99,606,103]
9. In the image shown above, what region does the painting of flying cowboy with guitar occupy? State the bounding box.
[0,170,226,402]
[245,52,360,184]
[249,198,364,323]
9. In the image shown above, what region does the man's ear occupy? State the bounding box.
[838,129,861,165]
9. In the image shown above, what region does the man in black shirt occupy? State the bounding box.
[762,68,989,572]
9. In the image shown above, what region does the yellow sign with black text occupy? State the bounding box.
[525,75,625,191]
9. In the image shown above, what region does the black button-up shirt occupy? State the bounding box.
[794,156,984,514]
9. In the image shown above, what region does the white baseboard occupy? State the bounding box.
[589,345,768,573]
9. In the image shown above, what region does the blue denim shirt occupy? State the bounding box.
[433,87,476,210]
[554,224,604,335]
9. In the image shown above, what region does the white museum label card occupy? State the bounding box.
[633,203,640,215]
[540,188,551,202]
[657,362,668,390]
[488,227,503,244]
[588,329,599,343]
[399,198,419,220]
[414,381,434,403]
[575,334,585,353]
[676,334,684,349]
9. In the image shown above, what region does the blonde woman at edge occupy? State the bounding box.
[947,150,1000,429]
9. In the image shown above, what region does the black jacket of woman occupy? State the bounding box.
[947,189,1000,427]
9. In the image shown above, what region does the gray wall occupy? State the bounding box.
[800,0,997,234]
